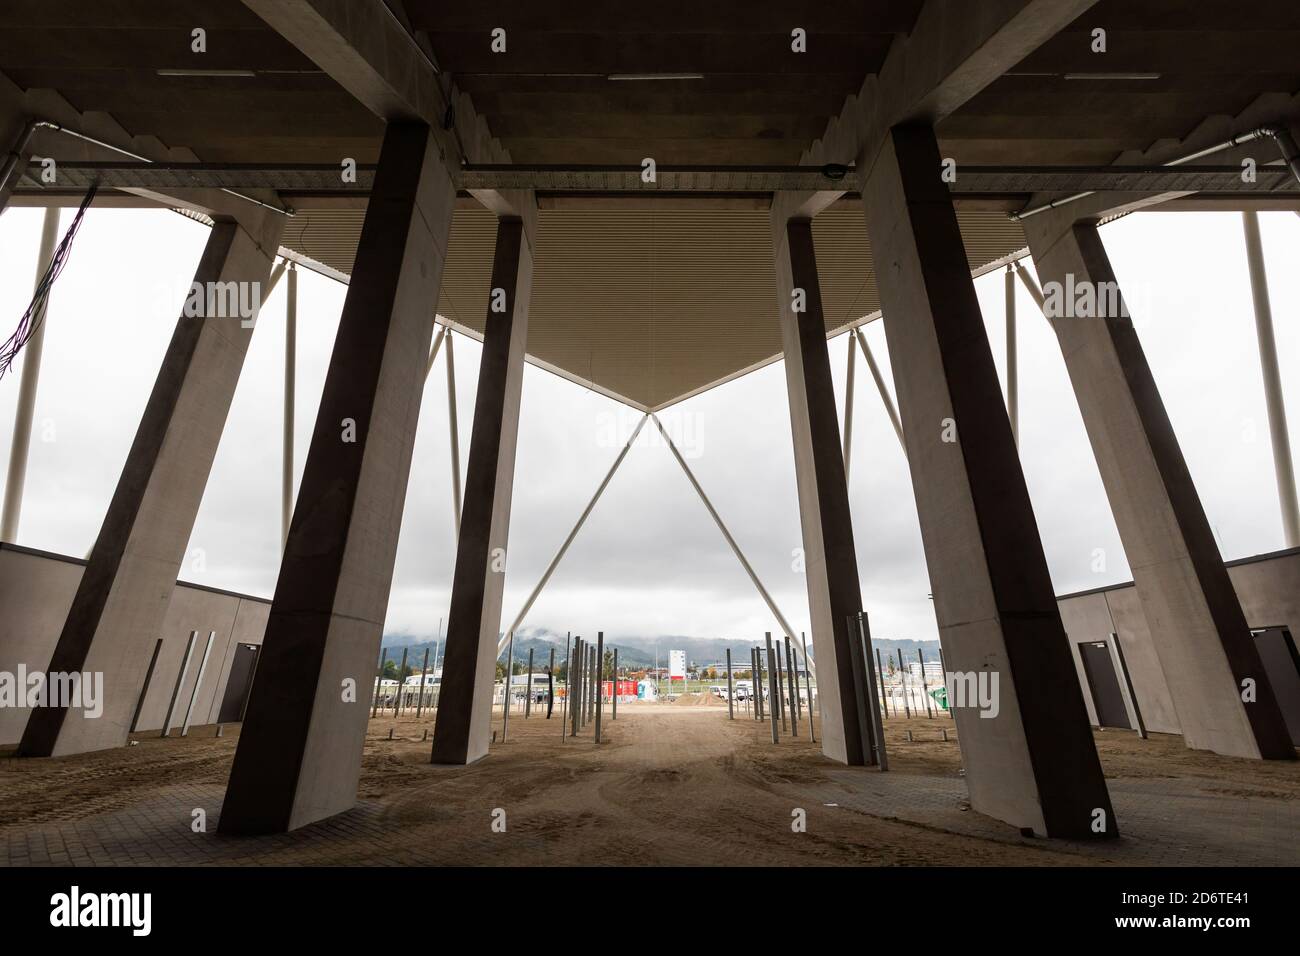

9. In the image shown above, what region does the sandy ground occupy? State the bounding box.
[1,703,1296,865]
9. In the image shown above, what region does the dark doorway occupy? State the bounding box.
[217,643,260,724]
[1252,627,1300,746]
[1079,640,1130,730]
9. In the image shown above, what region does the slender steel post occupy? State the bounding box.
[1,206,60,542]
[415,648,430,718]
[800,632,815,742]
[525,647,535,718]
[1005,264,1018,448]
[897,649,911,718]
[786,635,801,724]
[561,633,571,739]
[784,636,798,737]
[765,634,779,744]
[393,647,408,716]
[181,631,216,736]
[588,645,597,726]
[372,646,387,717]
[281,261,297,548]
[424,324,447,381]
[1242,211,1300,547]
[547,646,556,718]
[726,649,734,720]
[594,632,605,743]
[1014,260,1047,312]
[612,647,619,720]
[854,329,905,456]
[776,638,788,732]
[501,631,514,742]
[918,649,933,717]
[843,331,857,483]
[876,648,890,718]
[444,329,462,540]
[860,618,888,771]
[571,637,582,736]
[161,631,198,738]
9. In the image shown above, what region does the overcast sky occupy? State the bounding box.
[0,206,1297,645]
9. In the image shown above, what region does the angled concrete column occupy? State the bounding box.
[219,122,455,834]
[1023,210,1294,761]
[863,124,1114,837]
[431,215,533,766]
[770,217,866,766]
[17,207,283,758]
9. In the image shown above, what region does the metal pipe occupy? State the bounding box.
[372,646,386,718]
[594,632,604,743]
[501,631,514,741]
[500,414,649,650]
[424,324,446,382]
[1,207,60,542]
[765,635,780,743]
[415,648,430,719]
[281,262,297,549]
[561,633,571,739]
[897,649,911,718]
[570,637,582,736]
[393,647,408,716]
[726,648,734,720]
[1010,127,1290,222]
[1015,261,1047,313]
[525,647,534,718]
[547,646,556,719]
[784,636,798,738]
[1005,265,1018,447]
[612,647,618,720]
[1241,211,1300,548]
[800,632,815,742]
[445,330,462,541]
[854,329,905,456]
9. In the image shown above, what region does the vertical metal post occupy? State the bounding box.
[181,631,216,736]
[1242,210,1300,548]
[415,648,431,718]
[854,329,906,456]
[282,261,297,548]
[1005,264,1018,448]
[561,633,571,739]
[726,649,734,720]
[846,613,875,766]
[444,330,462,540]
[372,646,387,717]
[876,648,890,718]
[588,645,597,725]
[918,648,933,717]
[594,632,605,743]
[393,647,408,716]
[161,630,198,738]
[547,646,556,718]
[129,639,164,734]
[1,206,60,543]
[800,632,815,742]
[897,649,911,718]
[783,636,798,738]
[775,638,787,732]
[571,637,582,735]
[612,647,619,720]
[525,647,535,718]
[501,631,514,742]
[764,634,779,743]
[860,617,888,771]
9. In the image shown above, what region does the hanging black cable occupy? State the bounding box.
[0,183,97,380]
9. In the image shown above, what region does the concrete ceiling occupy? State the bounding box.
[4,1,1300,407]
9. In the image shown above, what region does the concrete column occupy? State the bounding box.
[2,206,60,543]
[1241,211,1299,549]
[1005,265,1019,447]
[18,205,284,758]
[282,261,297,550]
[770,217,868,766]
[218,122,455,834]
[431,214,533,765]
[1023,208,1294,761]
[862,124,1115,837]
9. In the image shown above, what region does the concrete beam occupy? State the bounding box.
[431,214,534,766]
[863,124,1115,837]
[219,122,455,833]
[770,219,867,767]
[776,0,1097,222]
[1023,207,1295,761]
[17,208,284,757]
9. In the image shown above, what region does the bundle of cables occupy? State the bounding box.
[0,182,98,381]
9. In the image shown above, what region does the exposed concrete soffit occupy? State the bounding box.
[773,0,1101,224]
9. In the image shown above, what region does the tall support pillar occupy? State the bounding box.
[862,124,1114,837]
[1023,208,1294,760]
[770,217,868,766]
[218,123,455,833]
[1004,265,1019,447]
[431,214,534,765]
[1241,211,1300,549]
[2,206,60,543]
[18,205,284,758]
[281,261,297,549]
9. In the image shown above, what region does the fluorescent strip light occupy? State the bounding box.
[1063,72,1161,81]
[156,69,258,78]
[608,73,703,81]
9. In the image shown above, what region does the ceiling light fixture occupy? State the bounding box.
[156,69,258,78]
[608,73,703,81]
